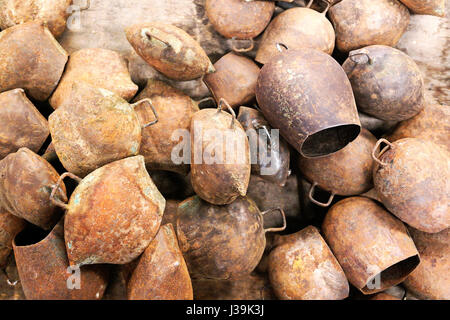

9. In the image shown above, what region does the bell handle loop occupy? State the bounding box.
[253,122,272,143]
[276,43,289,53]
[306,0,314,8]
[196,96,217,108]
[132,98,159,128]
[1,268,19,287]
[50,172,82,210]
[320,0,332,14]
[349,52,372,65]
[218,98,237,129]
[231,37,254,53]
[372,138,394,167]
[79,0,90,11]
[308,182,335,207]
[262,208,287,233]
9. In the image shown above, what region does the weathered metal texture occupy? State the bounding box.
[237,107,290,186]
[125,22,215,81]
[0,208,25,267]
[386,104,450,153]
[0,148,66,230]
[256,48,361,158]
[192,273,276,300]
[205,0,274,39]
[48,82,143,177]
[128,224,193,300]
[176,196,267,279]
[0,89,49,160]
[298,128,377,201]
[255,7,335,64]
[204,53,260,109]
[161,199,181,226]
[268,226,349,300]
[50,48,138,109]
[247,175,300,224]
[329,0,410,53]
[369,293,401,300]
[62,156,165,266]
[149,170,195,200]
[190,107,251,205]
[403,227,450,300]
[322,197,420,294]
[0,254,25,300]
[13,220,109,300]
[358,112,398,135]
[133,79,199,174]
[0,0,73,37]
[343,45,425,121]
[373,138,450,233]
[0,21,68,101]
[399,0,446,17]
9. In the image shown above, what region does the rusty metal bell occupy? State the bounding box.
[256,48,361,158]
[132,79,199,174]
[51,156,165,266]
[176,196,286,280]
[50,48,138,109]
[204,52,260,109]
[125,22,215,81]
[127,224,193,300]
[268,226,349,300]
[0,0,74,37]
[372,138,450,233]
[0,148,67,230]
[343,45,425,121]
[0,88,49,160]
[0,21,68,101]
[399,0,446,17]
[403,227,449,300]
[205,0,274,52]
[322,197,420,294]
[386,104,450,153]
[329,0,410,52]
[0,208,25,267]
[13,220,109,300]
[49,81,158,177]
[298,128,377,207]
[190,101,251,205]
[237,107,291,187]
[256,3,335,64]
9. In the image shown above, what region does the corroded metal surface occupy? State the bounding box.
[298,128,376,199]
[237,107,290,186]
[373,138,450,233]
[63,156,165,265]
[268,226,349,300]
[343,45,425,121]
[192,273,276,300]
[399,0,446,16]
[256,48,361,158]
[0,89,49,160]
[329,0,410,53]
[50,48,138,109]
[133,79,199,174]
[0,0,73,37]
[386,104,450,153]
[256,7,335,64]
[322,197,420,294]
[0,208,25,267]
[0,148,66,230]
[0,21,68,101]
[176,196,267,280]
[13,220,109,300]
[204,53,260,109]
[161,199,181,226]
[403,227,449,300]
[125,22,214,81]
[190,107,251,205]
[205,0,274,39]
[49,82,143,177]
[128,224,193,300]
[0,255,25,300]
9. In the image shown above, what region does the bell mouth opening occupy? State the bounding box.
[361,254,420,295]
[301,124,360,158]
[13,224,51,247]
